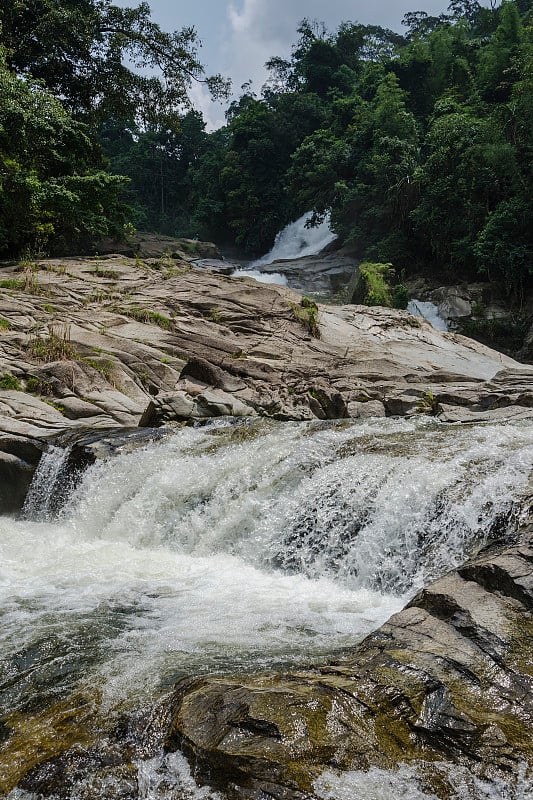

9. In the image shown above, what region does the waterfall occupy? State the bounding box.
[2,416,532,799]
[407,300,449,331]
[234,211,337,285]
[22,443,73,520]
[251,212,337,267]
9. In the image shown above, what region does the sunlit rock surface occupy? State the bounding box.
[0,253,531,442]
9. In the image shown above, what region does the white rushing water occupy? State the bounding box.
[2,416,533,798]
[251,212,337,267]
[407,300,449,331]
[233,211,337,285]
[315,762,533,800]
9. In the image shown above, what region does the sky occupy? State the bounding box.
[136,1,496,128]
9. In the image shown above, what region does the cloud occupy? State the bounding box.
[223,0,444,94]
[188,82,227,132]
[198,0,496,125]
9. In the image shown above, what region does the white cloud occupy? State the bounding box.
[222,0,445,96]
[186,0,499,126]
[188,81,226,132]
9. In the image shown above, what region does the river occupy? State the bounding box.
[1,416,533,798]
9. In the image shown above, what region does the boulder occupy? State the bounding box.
[167,511,533,799]
[260,253,358,295]
[0,433,45,513]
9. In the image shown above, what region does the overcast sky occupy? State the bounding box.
[139,1,496,128]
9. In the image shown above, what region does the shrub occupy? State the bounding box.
[292,296,320,338]
[352,263,394,307]
[27,323,78,361]
[0,372,21,390]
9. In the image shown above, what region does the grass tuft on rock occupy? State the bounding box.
[292,297,320,338]
[119,306,173,330]
[0,373,21,390]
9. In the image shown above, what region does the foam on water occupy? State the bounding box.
[233,268,288,285]
[2,416,533,797]
[250,211,337,267]
[315,762,533,800]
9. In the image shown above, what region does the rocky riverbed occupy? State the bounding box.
[1,246,532,798]
[169,514,533,799]
[1,249,533,508]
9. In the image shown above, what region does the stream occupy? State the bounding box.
[1,416,533,798]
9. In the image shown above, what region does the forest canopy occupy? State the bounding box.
[0,0,531,301]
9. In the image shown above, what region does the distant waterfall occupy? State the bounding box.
[407,300,449,331]
[251,212,337,267]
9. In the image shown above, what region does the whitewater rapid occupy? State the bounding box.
[234,211,337,285]
[2,416,533,798]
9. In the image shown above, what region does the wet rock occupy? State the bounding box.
[260,253,358,295]
[0,433,45,513]
[192,258,236,276]
[62,426,171,473]
[347,399,386,418]
[0,452,36,513]
[167,511,533,799]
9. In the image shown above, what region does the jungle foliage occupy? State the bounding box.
[0,0,228,255]
[180,0,530,300]
[0,0,531,301]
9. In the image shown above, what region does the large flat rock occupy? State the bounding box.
[0,254,532,442]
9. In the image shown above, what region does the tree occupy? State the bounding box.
[101,110,208,234]
[0,48,129,255]
[287,73,420,264]
[475,195,532,301]
[478,1,524,101]
[0,0,230,125]
[411,99,519,273]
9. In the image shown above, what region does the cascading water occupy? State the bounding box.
[407,300,449,331]
[21,444,73,520]
[251,212,337,266]
[2,416,533,799]
[234,211,337,285]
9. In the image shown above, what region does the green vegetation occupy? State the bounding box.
[0,0,229,257]
[292,297,320,338]
[417,390,438,414]
[0,279,22,290]
[0,1,530,306]
[82,357,115,382]
[120,306,173,330]
[461,314,529,354]
[0,317,12,330]
[27,324,78,362]
[91,266,120,280]
[353,263,394,307]
[25,376,54,395]
[0,372,21,390]
[207,307,223,323]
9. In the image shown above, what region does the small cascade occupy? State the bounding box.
[407,300,449,331]
[233,212,337,285]
[251,212,337,267]
[2,417,532,799]
[22,443,73,520]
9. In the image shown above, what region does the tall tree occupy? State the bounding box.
[0,0,230,125]
[0,47,129,255]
